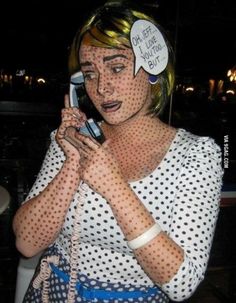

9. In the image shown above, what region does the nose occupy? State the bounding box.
[97,73,113,96]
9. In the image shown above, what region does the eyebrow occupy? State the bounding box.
[80,54,128,67]
[80,61,92,67]
[103,54,128,62]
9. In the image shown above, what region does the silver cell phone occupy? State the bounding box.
[69,71,105,144]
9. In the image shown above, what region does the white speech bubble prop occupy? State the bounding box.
[130,20,168,76]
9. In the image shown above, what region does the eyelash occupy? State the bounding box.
[83,72,96,81]
[111,65,125,74]
[83,64,125,81]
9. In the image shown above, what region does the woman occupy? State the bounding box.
[13,1,223,302]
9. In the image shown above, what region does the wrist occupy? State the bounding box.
[127,223,162,250]
[64,157,80,171]
[104,177,129,202]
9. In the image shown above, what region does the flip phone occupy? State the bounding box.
[69,71,105,144]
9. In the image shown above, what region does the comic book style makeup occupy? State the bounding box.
[79,43,151,125]
[69,9,175,117]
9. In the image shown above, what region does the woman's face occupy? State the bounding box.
[79,39,151,125]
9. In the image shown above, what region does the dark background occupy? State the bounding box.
[1,0,236,135]
[0,1,236,302]
[1,0,236,79]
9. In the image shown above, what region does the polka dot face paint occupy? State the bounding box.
[79,42,151,125]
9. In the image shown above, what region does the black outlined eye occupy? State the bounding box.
[111,65,125,74]
[84,72,97,81]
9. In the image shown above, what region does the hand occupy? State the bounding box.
[56,94,86,160]
[74,133,124,198]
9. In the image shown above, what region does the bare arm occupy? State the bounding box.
[77,135,183,283]
[13,95,86,257]
[77,134,223,301]
[13,158,80,257]
[104,180,184,284]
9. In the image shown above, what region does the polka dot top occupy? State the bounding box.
[26,128,223,301]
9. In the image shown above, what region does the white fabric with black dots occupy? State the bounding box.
[26,128,223,302]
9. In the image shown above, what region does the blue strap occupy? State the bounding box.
[50,263,159,300]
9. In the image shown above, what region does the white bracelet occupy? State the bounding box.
[127,223,162,250]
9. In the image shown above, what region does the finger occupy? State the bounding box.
[78,148,90,159]
[61,113,80,124]
[61,107,80,118]
[57,121,79,139]
[75,133,101,150]
[63,94,85,120]
[79,161,86,174]
[64,126,77,138]
[64,128,93,154]
[61,114,85,128]
[102,138,112,149]
[64,94,70,108]
[62,108,87,126]
[65,132,91,154]
[64,135,80,149]
[61,107,86,129]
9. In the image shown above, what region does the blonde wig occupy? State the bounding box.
[68,0,175,116]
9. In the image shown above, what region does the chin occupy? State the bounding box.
[103,118,120,126]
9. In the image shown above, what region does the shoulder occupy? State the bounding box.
[180,128,221,161]
[172,129,224,209]
[175,128,223,182]
[175,128,222,159]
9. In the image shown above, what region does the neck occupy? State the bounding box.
[103,113,165,141]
